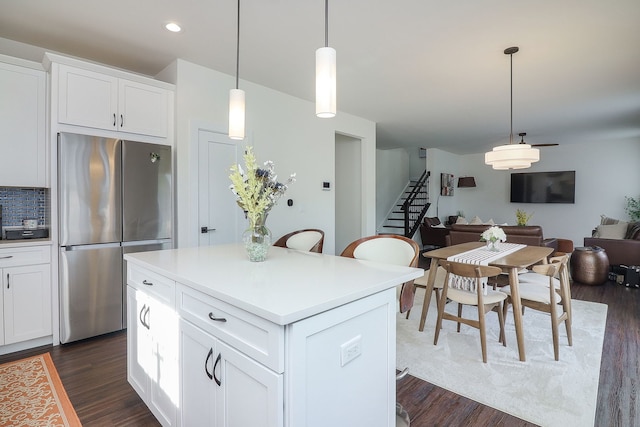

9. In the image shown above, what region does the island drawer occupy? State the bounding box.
[127,263,175,306]
[0,245,50,268]
[177,283,284,373]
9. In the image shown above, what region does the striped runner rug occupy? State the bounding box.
[0,353,81,426]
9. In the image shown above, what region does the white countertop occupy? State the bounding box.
[125,244,423,325]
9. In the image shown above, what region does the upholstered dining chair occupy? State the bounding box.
[273,229,324,253]
[340,234,420,313]
[504,256,573,361]
[405,266,447,319]
[434,261,507,363]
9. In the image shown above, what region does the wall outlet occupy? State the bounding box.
[340,335,362,366]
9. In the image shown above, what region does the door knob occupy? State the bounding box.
[201,226,216,233]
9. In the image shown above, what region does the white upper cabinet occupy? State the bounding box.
[57,63,170,138]
[0,59,46,187]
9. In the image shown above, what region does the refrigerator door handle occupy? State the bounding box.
[62,242,121,251]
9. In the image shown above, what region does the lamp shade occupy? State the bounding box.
[316,46,336,118]
[228,88,245,140]
[485,143,539,170]
[458,177,477,188]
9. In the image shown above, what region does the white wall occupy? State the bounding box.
[448,139,640,247]
[375,148,410,230]
[169,59,376,254]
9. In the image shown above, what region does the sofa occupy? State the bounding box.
[584,220,640,266]
[446,224,558,250]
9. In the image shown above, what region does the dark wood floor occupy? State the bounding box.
[1,279,638,426]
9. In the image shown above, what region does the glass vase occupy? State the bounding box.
[486,239,499,252]
[242,223,272,262]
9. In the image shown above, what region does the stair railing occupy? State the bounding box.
[401,170,430,237]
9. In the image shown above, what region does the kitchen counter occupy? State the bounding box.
[125,243,423,426]
[0,238,52,247]
[124,243,423,325]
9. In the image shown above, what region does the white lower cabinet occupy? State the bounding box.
[126,261,397,427]
[126,285,178,427]
[0,245,52,348]
[179,318,283,427]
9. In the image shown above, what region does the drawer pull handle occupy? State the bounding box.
[0,255,13,259]
[205,348,214,380]
[142,280,153,286]
[213,352,222,386]
[208,312,227,322]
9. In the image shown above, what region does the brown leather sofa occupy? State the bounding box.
[584,223,640,266]
[446,224,558,250]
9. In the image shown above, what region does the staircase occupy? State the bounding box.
[381,170,431,238]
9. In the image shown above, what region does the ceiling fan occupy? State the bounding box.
[518,132,559,147]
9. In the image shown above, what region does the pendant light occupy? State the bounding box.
[485,47,539,170]
[316,0,336,118]
[229,0,245,140]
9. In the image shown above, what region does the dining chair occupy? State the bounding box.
[273,229,324,253]
[340,234,420,313]
[434,261,507,363]
[405,266,447,319]
[504,254,573,360]
[501,261,572,361]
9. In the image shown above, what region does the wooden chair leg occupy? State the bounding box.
[478,304,488,363]
[457,303,462,333]
[496,303,507,347]
[550,303,560,361]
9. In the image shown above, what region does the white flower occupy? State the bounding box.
[481,226,507,243]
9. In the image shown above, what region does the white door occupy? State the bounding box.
[198,130,245,246]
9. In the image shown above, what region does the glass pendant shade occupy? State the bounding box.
[228,88,245,140]
[316,46,336,118]
[485,143,540,170]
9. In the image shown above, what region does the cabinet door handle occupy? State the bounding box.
[142,280,153,286]
[208,312,227,322]
[120,114,124,127]
[6,273,9,289]
[113,113,116,127]
[205,348,214,380]
[213,352,222,386]
[0,255,13,259]
[144,306,151,329]
[139,304,147,328]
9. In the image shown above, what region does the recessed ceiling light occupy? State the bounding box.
[165,22,182,33]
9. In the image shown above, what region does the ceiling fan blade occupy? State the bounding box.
[531,143,559,147]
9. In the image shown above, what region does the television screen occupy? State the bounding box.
[510,171,576,204]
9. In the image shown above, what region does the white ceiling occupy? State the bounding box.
[1,0,639,155]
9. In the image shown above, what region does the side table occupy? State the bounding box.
[570,246,610,285]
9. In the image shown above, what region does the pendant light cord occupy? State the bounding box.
[509,51,513,145]
[235,0,240,89]
[324,0,329,47]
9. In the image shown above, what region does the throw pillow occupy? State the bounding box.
[600,215,620,225]
[484,218,495,225]
[625,221,640,240]
[594,222,628,239]
[469,215,483,225]
[431,223,446,228]
[455,216,468,225]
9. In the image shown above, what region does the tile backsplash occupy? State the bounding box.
[0,187,48,227]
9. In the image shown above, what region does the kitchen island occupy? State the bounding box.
[125,244,422,427]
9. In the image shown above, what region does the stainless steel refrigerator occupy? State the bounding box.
[58,132,172,344]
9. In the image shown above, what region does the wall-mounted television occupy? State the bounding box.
[510,171,576,204]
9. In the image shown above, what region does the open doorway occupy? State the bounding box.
[335,133,362,254]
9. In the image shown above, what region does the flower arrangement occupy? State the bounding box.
[229,146,296,228]
[481,226,507,244]
[515,209,533,226]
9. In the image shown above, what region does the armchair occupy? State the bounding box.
[419,217,450,249]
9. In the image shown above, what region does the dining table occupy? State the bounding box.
[418,241,553,361]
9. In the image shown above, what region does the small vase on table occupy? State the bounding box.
[487,239,499,252]
[243,217,272,262]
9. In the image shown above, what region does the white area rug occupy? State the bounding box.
[397,287,607,427]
